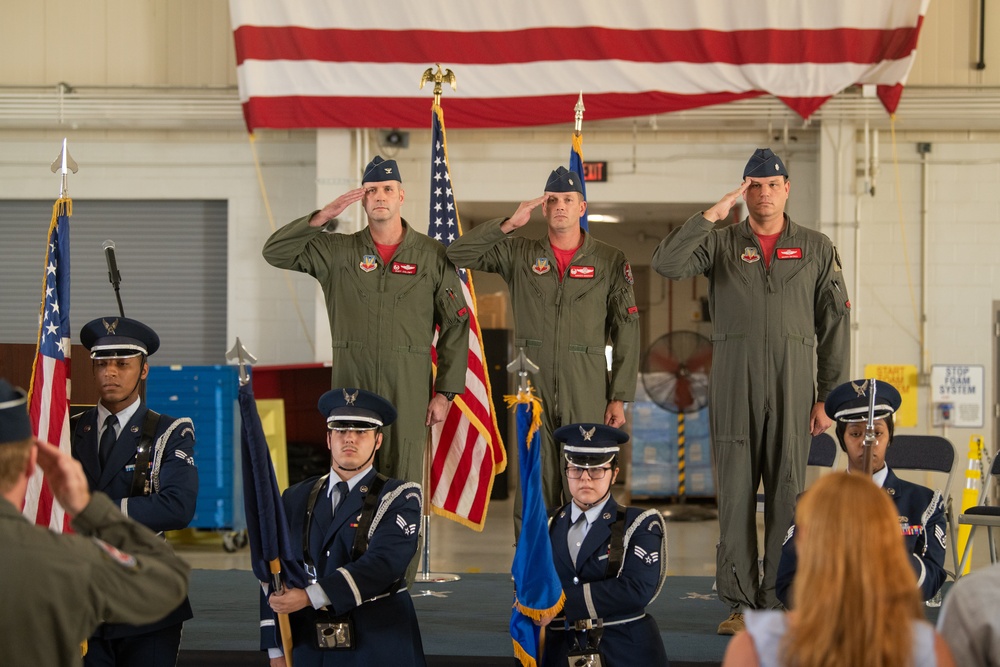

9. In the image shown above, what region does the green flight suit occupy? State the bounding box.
[0,492,189,667]
[652,212,850,611]
[447,218,640,513]
[262,214,470,487]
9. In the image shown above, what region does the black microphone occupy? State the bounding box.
[103,240,122,287]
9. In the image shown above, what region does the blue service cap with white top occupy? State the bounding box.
[555,422,629,467]
[0,379,31,445]
[743,148,788,179]
[544,166,584,194]
[362,155,402,184]
[80,317,160,359]
[824,379,902,422]
[318,388,397,430]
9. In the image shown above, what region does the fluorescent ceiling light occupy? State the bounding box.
[588,214,621,223]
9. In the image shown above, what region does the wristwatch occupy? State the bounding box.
[440,392,457,401]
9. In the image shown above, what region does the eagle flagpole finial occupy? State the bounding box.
[419,63,457,107]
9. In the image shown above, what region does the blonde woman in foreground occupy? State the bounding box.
[722,472,955,667]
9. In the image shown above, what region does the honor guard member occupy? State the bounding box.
[72,317,198,667]
[0,379,189,667]
[262,388,425,667]
[776,379,948,608]
[262,156,470,496]
[538,424,668,667]
[447,167,640,526]
[652,148,851,634]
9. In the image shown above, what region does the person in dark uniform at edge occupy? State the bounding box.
[446,167,640,532]
[71,317,198,667]
[775,379,948,607]
[651,148,851,635]
[537,423,669,667]
[0,378,190,667]
[262,388,425,667]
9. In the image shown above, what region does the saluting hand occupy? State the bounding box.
[309,188,367,227]
[703,178,750,223]
[34,438,91,517]
[500,195,547,233]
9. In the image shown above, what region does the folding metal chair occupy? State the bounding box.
[884,435,959,578]
[956,450,1000,577]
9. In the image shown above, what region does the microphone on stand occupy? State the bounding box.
[103,240,125,317]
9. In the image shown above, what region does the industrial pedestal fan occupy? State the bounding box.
[641,331,715,521]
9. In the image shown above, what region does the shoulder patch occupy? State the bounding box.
[93,538,138,570]
[782,525,796,546]
[623,262,634,285]
[395,514,417,536]
[833,246,843,272]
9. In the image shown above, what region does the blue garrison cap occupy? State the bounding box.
[544,166,584,194]
[555,423,629,467]
[362,155,402,184]
[80,317,160,359]
[743,148,788,179]
[318,388,397,430]
[0,379,32,444]
[825,379,902,422]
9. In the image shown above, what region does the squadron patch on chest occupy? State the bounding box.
[391,261,417,275]
[396,514,417,536]
[776,248,802,260]
[359,255,378,273]
[569,265,595,279]
[741,247,761,264]
[532,258,551,275]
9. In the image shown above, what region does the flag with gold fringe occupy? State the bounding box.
[508,386,564,666]
[23,197,73,532]
[569,130,589,232]
[429,101,507,531]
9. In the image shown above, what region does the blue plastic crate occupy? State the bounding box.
[147,365,244,531]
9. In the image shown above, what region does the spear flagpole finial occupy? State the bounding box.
[419,63,457,107]
[50,138,79,198]
[226,337,259,387]
[506,348,540,394]
[574,92,585,134]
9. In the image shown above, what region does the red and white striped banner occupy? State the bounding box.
[230,1,931,130]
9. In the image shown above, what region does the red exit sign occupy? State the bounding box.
[583,162,607,182]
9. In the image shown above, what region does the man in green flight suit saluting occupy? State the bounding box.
[447,166,640,530]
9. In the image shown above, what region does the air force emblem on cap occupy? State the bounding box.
[343,389,358,406]
[580,425,596,441]
[103,318,119,335]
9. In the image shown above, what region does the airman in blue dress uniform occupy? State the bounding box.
[262,388,425,667]
[541,423,669,667]
[72,317,198,667]
[776,379,948,607]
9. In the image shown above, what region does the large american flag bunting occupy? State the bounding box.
[23,198,73,532]
[230,1,930,131]
[428,103,506,531]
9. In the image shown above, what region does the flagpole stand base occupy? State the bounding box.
[413,572,461,583]
[661,499,717,522]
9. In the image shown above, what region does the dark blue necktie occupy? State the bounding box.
[99,414,118,468]
[333,481,349,517]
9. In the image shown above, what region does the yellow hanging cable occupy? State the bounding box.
[248,133,315,354]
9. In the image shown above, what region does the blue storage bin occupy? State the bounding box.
[147,365,244,531]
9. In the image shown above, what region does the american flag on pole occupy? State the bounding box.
[230,1,931,131]
[23,197,73,532]
[428,103,506,531]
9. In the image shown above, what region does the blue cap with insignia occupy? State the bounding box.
[80,317,160,359]
[824,379,902,422]
[0,379,32,445]
[362,155,402,184]
[743,148,788,179]
[555,422,629,467]
[318,388,397,430]
[544,166,584,194]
